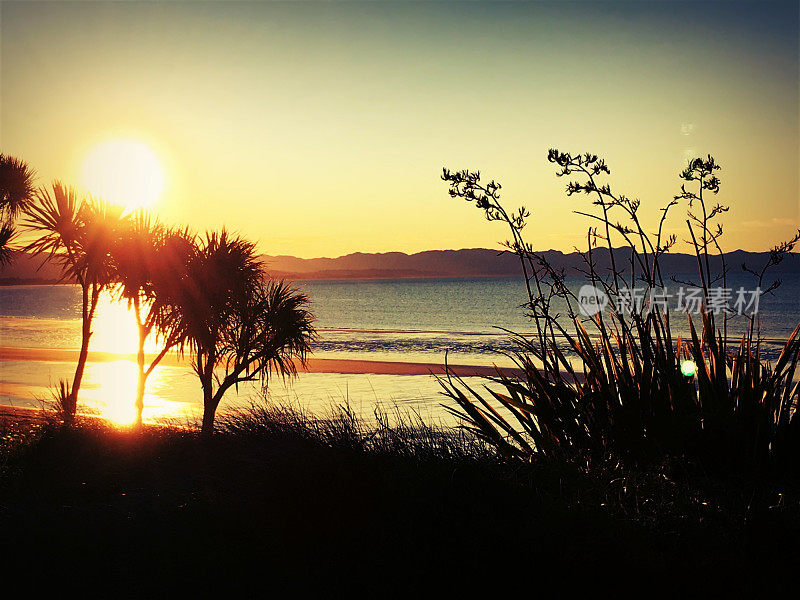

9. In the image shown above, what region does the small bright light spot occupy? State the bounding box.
[82,139,164,212]
[681,359,697,377]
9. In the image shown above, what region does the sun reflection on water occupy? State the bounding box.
[71,292,194,425]
[92,292,162,356]
[88,361,140,424]
[79,360,196,426]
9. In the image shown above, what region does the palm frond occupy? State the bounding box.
[0,222,18,266]
[0,154,36,217]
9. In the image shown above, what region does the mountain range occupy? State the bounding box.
[2,247,798,284]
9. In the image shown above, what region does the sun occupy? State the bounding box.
[81,139,164,212]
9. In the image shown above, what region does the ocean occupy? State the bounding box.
[1,274,798,425]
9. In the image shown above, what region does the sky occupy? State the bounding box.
[1,0,798,258]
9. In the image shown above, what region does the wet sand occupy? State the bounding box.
[0,345,518,378]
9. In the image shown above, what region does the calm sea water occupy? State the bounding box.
[1,275,798,423]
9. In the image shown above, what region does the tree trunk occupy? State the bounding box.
[68,285,92,421]
[135,364,146,427]
[200,381,218,439]
[200,406,217,438]
[69,331,90,415]
[134,315,146,427]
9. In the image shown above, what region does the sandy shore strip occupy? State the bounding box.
[0,346,519,378]
[0,403,47,425]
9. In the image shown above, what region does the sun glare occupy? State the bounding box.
[80,360,191,426]
[81,294,192,425]
[81,139,164,212]
[92,293,144,355]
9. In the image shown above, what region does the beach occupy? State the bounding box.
[2,275,798,424]
[0,345,511,377]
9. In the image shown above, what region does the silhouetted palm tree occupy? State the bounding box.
[0,224,17,267]
[24,183,126,420]
[165,230,315,436]
[0,154,36,265]
[112,210,195,425]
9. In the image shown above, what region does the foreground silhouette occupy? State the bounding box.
[161,230,315,436]
[17,173,314,430]
[111,212,195,426]
[441,150,800,475]
[24,185,126,421]
[0,154,35,265]
[1,408,798,594]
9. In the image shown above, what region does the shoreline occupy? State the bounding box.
[0,345,518,378]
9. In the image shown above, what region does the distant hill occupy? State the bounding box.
[2,247,798,284]
[261,247,800,280]
[0,252,67,284]
[262,248,522,279]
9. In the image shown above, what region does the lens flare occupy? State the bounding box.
[680,359,697,377]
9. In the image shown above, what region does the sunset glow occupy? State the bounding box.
[1,1,799,585]
[4,2,796,257]
[81,139,164,213]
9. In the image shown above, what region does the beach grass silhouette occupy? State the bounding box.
[440,150,800,475]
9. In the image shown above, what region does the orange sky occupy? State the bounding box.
[1,1,797,258]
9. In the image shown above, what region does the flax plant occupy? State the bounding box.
[440,150,800,472]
